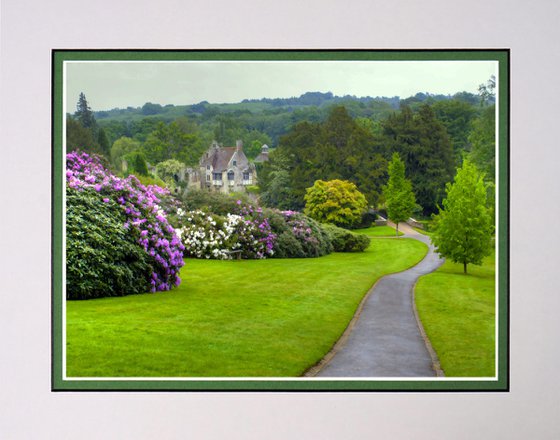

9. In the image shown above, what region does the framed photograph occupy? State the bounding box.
[52,49,509,391]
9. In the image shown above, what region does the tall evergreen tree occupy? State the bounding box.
[431,160,493,274]
[382,104,454,215]
[383,153,416,235]
[75,92,97,131]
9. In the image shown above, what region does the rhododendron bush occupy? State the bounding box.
[174,203,275,260]
[66,152,184,299]
[265,209,333,258]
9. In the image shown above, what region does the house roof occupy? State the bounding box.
[201,145,250,172]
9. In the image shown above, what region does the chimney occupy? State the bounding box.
[236,139,243,152]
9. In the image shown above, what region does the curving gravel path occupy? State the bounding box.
[310,222,445,377]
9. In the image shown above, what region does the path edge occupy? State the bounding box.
[302,276,383,377]
[302,238,429,377]
[411,278,445,377]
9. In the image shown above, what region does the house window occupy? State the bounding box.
[206,175,210,181]
[213,173,222,180]
[206,165,210,170]
[233,160,237,166]
[243,171,250,180]
[228,171,235,181]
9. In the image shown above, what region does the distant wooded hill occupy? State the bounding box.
[91,90,489,148]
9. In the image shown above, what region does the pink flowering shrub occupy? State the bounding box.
[260,208,332,258]
[66,151,185,298]
[234,202,275,259]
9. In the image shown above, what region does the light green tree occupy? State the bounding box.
[383,153,416,235]
[431,160,493,274]
[468,105,496,181]
[155,159,186,188]
[110,137,141,171]
[304,179,368,228]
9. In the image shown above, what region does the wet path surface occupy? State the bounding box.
[314,223,444,377]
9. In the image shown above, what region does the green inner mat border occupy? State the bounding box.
[52,49,509,392]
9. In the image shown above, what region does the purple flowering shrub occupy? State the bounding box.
[234,202,276,259]
[66,187,152,299]
[261,208,332,258]
[66,151,185,298]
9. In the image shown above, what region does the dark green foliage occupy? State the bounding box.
[267,106,388,210]
[66,187,152,299]
[142,102,164,115]
[97,127,110,157]
[468,105,495,181]
[75,92,97,130]
[182,190,251,216]
[66,117,100,155]
[432,99,478,163]
[261,208,289,235]
[273,231,306,258]
[382,104,454,215]
[353,210,377,229]
[68,93,105,157]
[262,209,333,258]
[125,151,149,176]
[321,223,371,252]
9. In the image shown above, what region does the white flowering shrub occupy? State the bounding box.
[175,206,275,260]
[175,210,239,259]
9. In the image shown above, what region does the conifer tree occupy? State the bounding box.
[383,153,416,235]
[75,92,97,131]
[431,160,493,274]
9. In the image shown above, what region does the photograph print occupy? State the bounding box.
[52,50,509,391]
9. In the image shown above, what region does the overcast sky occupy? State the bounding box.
[65,61,496,112]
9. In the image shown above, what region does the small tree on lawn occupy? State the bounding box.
[384,153,416,235]
[431,160,493,274]
[304,179,368,228]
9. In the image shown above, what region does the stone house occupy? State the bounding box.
[187,140,257,194]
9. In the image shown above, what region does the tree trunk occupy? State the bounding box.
[464,262,467,274]
[396,222,399,236]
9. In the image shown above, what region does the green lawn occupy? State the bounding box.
[415,252,495,377]
[353,225,403,237]
[66,238,427,377]
[412,226,431,236]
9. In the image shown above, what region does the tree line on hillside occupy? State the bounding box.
[66,77,495,216]
[78,88,490,150]
[259,100,494,216]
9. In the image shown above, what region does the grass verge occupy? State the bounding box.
[415,252,495,377]
[66,238,427,377]
[353,225,403,237]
